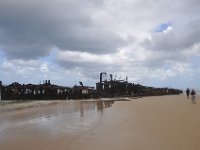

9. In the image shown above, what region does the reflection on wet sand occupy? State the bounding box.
[2,95,200,150]
[0,99,119,150]
[97,100,114,114]
[0,100,116,127]
[80,100,114,117]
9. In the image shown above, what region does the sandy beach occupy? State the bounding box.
[1,95,200,150]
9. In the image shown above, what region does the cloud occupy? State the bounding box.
[163,26,173,34]
[1,60,15,71]
[40,63,49,73]
[1,59,40,75]
[0,0,126,60]
[57,51,113,67]
[0,0,200,89]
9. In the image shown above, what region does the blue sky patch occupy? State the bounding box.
[155,22,172,32]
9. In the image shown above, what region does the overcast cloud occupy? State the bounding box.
[0,0,200,90]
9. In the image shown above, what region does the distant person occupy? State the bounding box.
[190,89,196,104]
[186,88,190,99]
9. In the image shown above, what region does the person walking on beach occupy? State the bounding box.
[191,89,196,104]
[186,88,190,99]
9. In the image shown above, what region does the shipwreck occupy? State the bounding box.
[0,72,182,100]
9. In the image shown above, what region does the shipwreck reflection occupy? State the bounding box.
[0,100,116,123]
[80,100,114,117]
[96,100,114,115]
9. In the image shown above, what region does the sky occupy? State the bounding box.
[0,0,200,90]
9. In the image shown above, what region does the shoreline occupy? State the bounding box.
[0,94,177,113]
[1,94,200,150]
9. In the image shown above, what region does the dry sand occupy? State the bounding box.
[1,95,200,150]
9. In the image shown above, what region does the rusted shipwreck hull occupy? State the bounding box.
[0,73,183,100]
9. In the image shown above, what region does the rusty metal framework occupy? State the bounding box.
[0,73,182,100]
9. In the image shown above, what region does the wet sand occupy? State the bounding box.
[1,95,200,150]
